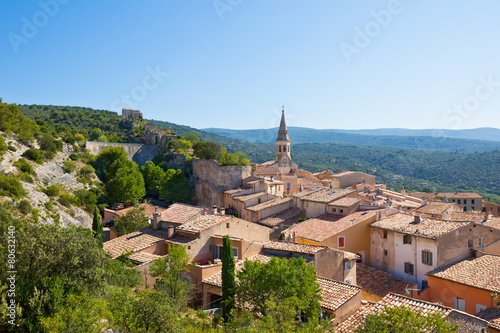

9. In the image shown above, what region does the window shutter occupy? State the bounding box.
[422,250,425,264]
[429,252,433,266]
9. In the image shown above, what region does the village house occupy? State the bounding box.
[336,292,490,332]
[293,187,359,218]
[201,241,362,323]
[244,196,294,222]
[256,207,304,239]
[281,210,388,265]
[369,212,500,290]
[418,254,500,316]
[412,192,483,212]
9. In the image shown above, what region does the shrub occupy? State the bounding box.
[0,174,25,198]
[79,165,95,180]
[7,145,16,152]
[44,150,56,160]
[58,193,79,207]
[74,189,97,211]
[18,173,34,183]
[63,161,76,173]
[17,199,32,215]
[14,158,34,174]
[44,201,54,211]
[22,149,43,164]
[69,153,79,161]
[43,185,61,197]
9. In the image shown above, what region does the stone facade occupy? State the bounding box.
[192,159,252,208]
[122,107,143,120]
[85,141,164,166]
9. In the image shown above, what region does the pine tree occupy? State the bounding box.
[92,207,103,247]
[221,235,235,322]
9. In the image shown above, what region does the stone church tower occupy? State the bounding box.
[276,108,292,168]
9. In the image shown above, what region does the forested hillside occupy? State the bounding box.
[18,104,500,203]
[203,127,500,153]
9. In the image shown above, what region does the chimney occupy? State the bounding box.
[352,182,357,189]
[376,210,381,221]
[294,231,298,243]
[212,205,218,215]
[220,207,226,215]
[401,186,406,197]
[414,214,422,223]
[152,207,161,230]
[167,226,175,238]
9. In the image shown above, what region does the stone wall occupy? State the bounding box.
[192,159,252,208]
[85,141,163,166]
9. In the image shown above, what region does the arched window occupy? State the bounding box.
[279,146,281,152]
[288,145,290,152]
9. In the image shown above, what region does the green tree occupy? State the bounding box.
[104,259,143,288]
[106,157,145,204]
[114,206,149,236]
[149,244,191,305]
[140,161,166,193]
[92,207,103,247]
[236,256,322,321]
[92,146,128,182]
[89,128,103,141]
[221,235,235,323]
[160,169,192,203]
[356,305,459,332]
[193,141,226,160]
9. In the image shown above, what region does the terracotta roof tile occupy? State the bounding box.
[103,226,170,259]
[293,188,324,198]
[356,264,411,298]
[258,207,303,227]
[428,255,500,293]
[317,278,361,311]
[370,213,469,239]
[113,203,165,219]
[283,211,376,242]
[415,202,457,216]
[475,308,500,330]
[234,192,268,202]
[436,192,483,199]
[128,251,162,264]
[301,188,356,203]
[328,197,361,207]
[246,197,292,212]
[159,203,205,224]
[263,240,327,255]
[336,293,488,332]
[176,214,230,233]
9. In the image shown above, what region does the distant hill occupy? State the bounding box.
[202,127,500,153]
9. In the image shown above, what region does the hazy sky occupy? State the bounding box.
[2,1,500,130]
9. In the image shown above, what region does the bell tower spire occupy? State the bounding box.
[276,106,292,167]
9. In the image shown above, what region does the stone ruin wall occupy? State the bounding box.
[192,159,252,208]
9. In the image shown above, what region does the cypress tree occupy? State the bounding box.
[92,206,103,247]
[221,235,235,322]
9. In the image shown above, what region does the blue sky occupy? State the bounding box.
[1,1,500,130]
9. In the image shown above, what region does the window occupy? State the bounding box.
[383,230,387,239]
[457,199,461,204]
[403,235,412,244]
[257,198,261,204]
[464,199,467,204]
[232,247,238,259]
[384,249,388,256]
[226,223,230,228]
[463,207,467,212]
[279,146,281,152]
[252,212,255,218]
[476,303,487,314]
[421,280,428,290]
[340,209,344,214]
[345,278,353,285]
[422,250,433,266]
[344,260,353,270]
[356,251,365,264]
[472,206,475,211]
[338,236,345,248]
[404,262,414,275]
[454,297,465,312]
[479,237,483,247]
[471,199,475,204]
[468,239,473,247]
[332,208,336,213]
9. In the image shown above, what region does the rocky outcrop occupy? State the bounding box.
[85,141,166,166]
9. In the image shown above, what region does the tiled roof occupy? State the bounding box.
[301,188,356,203]
[234,192,268,202]
[336,293,487,332]
[224,188,248,195]
[159,203,205,224]
[114,203,165,219]
[428,255,500,293]
[328,197,361,207]
[475,308,500,330]
[283,211,376,242]
[370,213,469,239]
[293,188,324,199]
[436,192,483,199]
[176,214,230,233]
[317,278,361,311]
[356,264,410,298]
[263,241,327,255]
[258,207,303,227]
[484,216,500,230]
[297,178,322,187]
[246,197,292,212]
[281,174,298,180]
[128,251,162,264]
[415,202,456,216]
[202,253,360,313]
[165,235,197,246]
[103,226,170,259]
